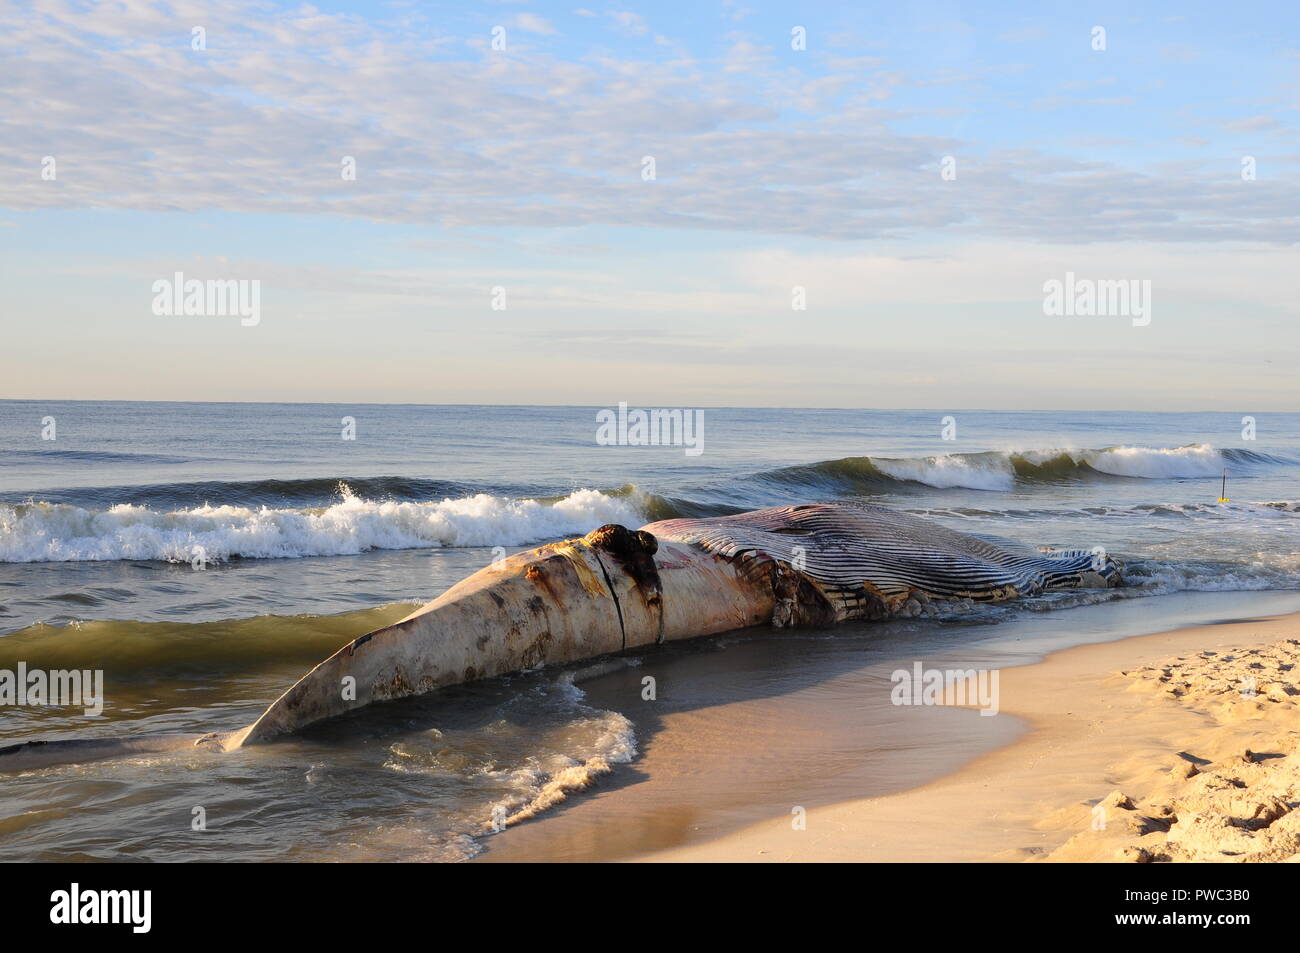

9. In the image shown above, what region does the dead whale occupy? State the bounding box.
[0,502,1121,770]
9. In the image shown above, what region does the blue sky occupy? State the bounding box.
[1,0,1297,408]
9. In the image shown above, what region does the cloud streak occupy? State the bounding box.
[1,0,1296,243]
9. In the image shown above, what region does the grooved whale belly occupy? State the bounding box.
[645,502,1121,617]
[0,502,1122,770]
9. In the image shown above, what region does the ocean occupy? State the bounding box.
[1,401,1297,860]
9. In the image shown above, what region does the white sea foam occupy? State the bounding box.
[0,486,644,563]
[1077,443,1226,479]
[873,454,1016,491]
[382,675,638,853]
[486,708,638,828]
[873,444,1245,491]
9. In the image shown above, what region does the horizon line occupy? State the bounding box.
[0,398,1294,415]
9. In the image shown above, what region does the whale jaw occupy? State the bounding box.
[231,526,770,748]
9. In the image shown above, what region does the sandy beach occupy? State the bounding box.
[624,609,1300,863]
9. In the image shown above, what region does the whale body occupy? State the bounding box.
[0,502,1121,770]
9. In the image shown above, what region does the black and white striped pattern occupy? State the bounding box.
[644,502,1120,613]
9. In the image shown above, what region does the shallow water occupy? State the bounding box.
[482,589,1300,863]
[0,402,1296,860]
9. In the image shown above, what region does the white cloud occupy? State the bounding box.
[608,11,648,35]
[1224,116,1283,134]
[511,13,556,36]
[0,0,1295,246]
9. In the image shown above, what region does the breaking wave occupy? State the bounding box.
[0,485,645,563]
[2,444,1294,563]
[756,444,1287,493]
[22,476,492,511]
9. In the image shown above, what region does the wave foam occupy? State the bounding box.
[489,709,638,829]
[1076,444,1226,479]
[873,455,1015,491]
[0,486,644,563]
[382,675,637,853]
[768,444,1284,493]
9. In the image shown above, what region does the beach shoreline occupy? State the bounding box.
[620,609,1300,863]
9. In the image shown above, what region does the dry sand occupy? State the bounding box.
[632,611,1300,862]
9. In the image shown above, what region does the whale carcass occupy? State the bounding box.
[0,502,1121,769]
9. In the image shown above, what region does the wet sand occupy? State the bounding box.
[476,626,1025,862]
[479,594,1300,863]
[637,611,1300,862]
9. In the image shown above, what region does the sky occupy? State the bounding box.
[1,0,1297,409]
